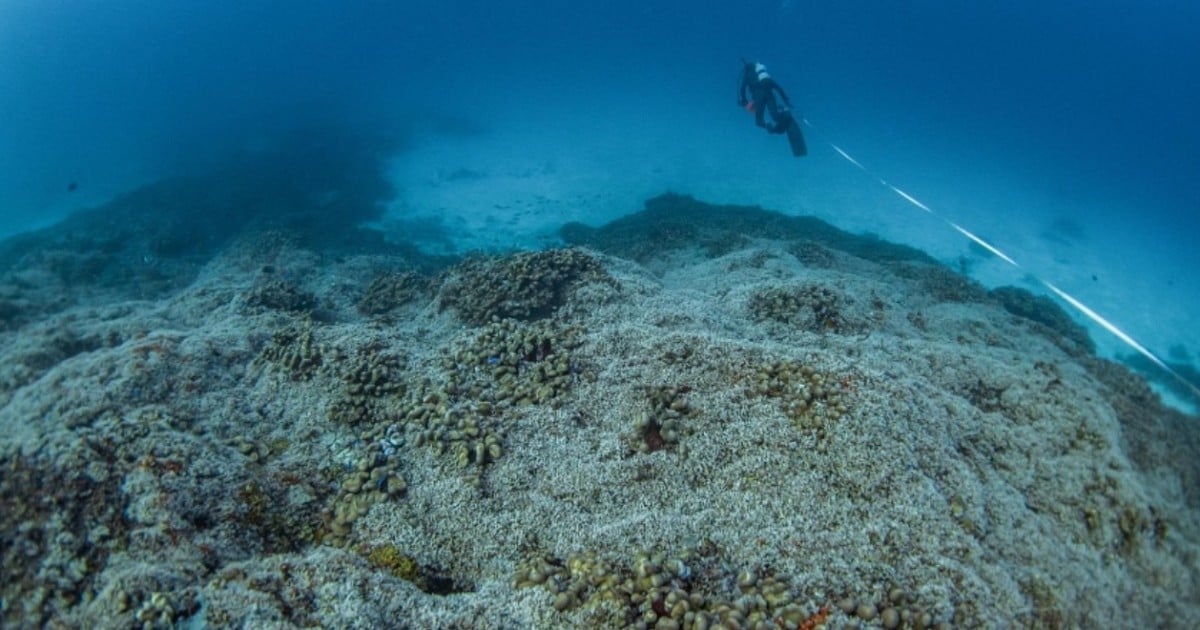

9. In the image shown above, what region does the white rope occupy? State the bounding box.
[801,118,1200,404]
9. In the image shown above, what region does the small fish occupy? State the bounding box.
[66,181,78,192]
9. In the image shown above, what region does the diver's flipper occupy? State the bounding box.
[784,117,807,157]
[774,109,807,157]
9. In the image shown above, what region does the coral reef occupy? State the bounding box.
[895,261,989,304]
[0,452,129,628]
[514,548,940,630]
[326,342,406,426]
[323,443,408,547]
[244,278,317,313]
[561,193,936,266]
[990,285,1095,354]
[1,191,1197,629]
[234,479,322,554]
[437,248,610,325]
[320,317,586,540]
[748,283,868,334]
[630,385,699,454]
[742,359,849,439]
[363,544,465,595]
[0,290,26,331]
[357,271,429,315]
[256,319,324,380]
[445,318,584,407]
[786,240,839,269]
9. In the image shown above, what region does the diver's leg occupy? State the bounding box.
[764,100,786,134]
[755,106,768,129]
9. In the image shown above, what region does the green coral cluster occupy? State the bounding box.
[744,360,848,438]
[514,549,820,630]
[313,344,414,544]
[326,344,406,426]
[323,318,587,542]
[387,318,582,479]
[324,443,407,547]
[131,591,188,629]
[110,588,201,630]
[437,248,609,325]
[896,263,987,304]
[1077,471,1169,556]
[257,260,593,546]
[630,385,699,454]
[248,259,595,553]
[445,318,583,407]
[263,334,415,545]
[357,271,428,316]
[833,589,940,630]
[386,390,503,475]
[1,453,128,628]
[366,544,423,583]
[256,320,323,380]
[747,284,857,334]
[515,548,949,630]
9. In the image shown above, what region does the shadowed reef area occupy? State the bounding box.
[2,144,1198,628]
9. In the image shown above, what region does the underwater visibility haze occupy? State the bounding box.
[1,1,1199,627]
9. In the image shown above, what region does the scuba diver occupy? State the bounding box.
[739,60,791,133]
[738,59,807,156]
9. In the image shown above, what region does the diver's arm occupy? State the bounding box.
[738,79,749,105]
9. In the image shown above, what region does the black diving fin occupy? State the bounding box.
[777,109,807,157]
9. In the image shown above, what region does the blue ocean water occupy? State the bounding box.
[2,1,1198,405]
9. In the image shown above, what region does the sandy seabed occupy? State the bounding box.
[1,192,1198,629]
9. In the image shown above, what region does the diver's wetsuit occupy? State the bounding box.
[739,65,792,133]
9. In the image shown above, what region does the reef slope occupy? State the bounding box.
[1,193,1197,628]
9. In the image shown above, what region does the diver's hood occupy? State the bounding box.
[754,63,770,82]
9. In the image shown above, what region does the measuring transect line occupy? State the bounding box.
[802,118,1200,403]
